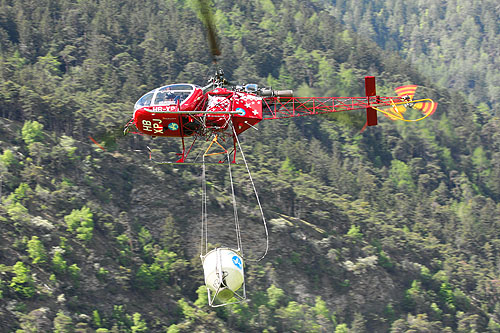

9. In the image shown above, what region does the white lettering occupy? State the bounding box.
[152,119,163,133]
[142,120,152,131]
[152,105,177,112]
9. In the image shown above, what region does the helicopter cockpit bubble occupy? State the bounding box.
[134,91,154,110]
[134,84,202,110]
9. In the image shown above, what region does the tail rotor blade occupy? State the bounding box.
[376,104,407,120]
[413,100,438,116]
[395,85,418,99]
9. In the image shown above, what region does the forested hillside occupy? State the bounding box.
[1,0,500,332]
[329,0,500,113]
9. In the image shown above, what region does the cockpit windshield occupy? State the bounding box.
[135,92,154,109]
[134,84,197,110]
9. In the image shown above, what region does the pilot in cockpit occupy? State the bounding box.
[165,91,176,102]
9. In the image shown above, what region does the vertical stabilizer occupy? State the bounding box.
[365,76,378,126]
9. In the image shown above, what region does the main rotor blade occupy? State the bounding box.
[89,123,128,151]
[196,0,221,62]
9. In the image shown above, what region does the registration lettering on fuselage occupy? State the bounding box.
[151,105,177,112]
[142,119,163,133]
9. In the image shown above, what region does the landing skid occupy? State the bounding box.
[147,126,240,164]
[147,144,238,165]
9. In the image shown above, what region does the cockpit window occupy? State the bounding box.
[135,92,154,109]
[134,84,199,110]
[153,84,195,105]
[155,91,176,104]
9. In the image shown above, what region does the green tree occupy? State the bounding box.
[347,224,363,240]
[27,235,47,264]
[389,159,415,192]
[6,201,30,224]
[403,280,426,313]
[134,263,156,289]
[68,264,81,283]
[267,284,285,309]
[131,312,148,332]
[177,298,196,320]
[92,309,102,328]
[487,318,500,332]
[10,261,35,298]
[314,296,336,330]
[0,149,17,168]
[53,310,73,333]
[166,324,180,333]
[439,282,456,311]
[194,285,208,308]
[378,250,394,269]
[275,301,309,332]
[335,323,349,333]
[21,120,44,145]
[7,182,32,203]
[52,250,67,274]
[64,206,94,242]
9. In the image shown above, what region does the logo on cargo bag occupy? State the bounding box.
[232,255,242,269]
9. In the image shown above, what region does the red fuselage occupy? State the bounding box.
[133,84,263,137]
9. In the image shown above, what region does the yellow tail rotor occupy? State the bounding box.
[373,85,437,122]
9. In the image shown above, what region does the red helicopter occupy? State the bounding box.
[122,2,437,164]
[123,70,436,163]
